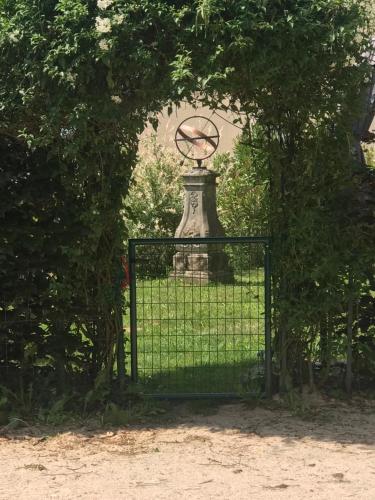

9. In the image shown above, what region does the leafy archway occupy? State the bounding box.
[0,0,188,397]
[178,0,374,391]
[0,0,373,399]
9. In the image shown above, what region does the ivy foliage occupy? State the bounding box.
[177,0,374,390]
[0,136,96,398]
[0,0,189,399]
[0,0,373,403]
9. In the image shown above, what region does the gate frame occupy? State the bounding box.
[128,236,272,398]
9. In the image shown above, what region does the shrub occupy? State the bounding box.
[125,137,186,239]
[215,138,268,239]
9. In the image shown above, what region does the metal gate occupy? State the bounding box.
[128,237,271,398]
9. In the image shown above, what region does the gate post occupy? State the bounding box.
[264,242,272,398]
[129,241,138,383]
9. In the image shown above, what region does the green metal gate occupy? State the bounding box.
[128,237,271,398]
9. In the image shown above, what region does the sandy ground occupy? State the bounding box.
[1,397,375,500]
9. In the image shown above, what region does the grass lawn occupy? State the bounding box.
[125,268,266,396]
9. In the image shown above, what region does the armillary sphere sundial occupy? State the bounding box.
[175,116,220,167]
[171,115,233,284]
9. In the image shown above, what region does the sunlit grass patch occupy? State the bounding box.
[125,270,266,395]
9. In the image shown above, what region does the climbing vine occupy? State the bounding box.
[0,0,373,404]
[0,0,188,400]
[178,0,374,391]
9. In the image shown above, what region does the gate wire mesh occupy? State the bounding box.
[128,237,271,398]
[0,302,107,394]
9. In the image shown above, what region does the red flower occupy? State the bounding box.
[120,256,130,290]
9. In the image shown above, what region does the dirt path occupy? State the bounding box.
[1,398,375,499]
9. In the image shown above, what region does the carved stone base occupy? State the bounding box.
[170,250,233,284]
[171,166,233,284]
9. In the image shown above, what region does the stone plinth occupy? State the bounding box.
[171,167,233,284]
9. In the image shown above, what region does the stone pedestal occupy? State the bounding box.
[171,167,233,284]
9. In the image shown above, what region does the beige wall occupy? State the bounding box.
[142,103,241,157]
[142,100,375,159]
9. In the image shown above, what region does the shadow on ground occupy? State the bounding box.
[1,394,375,448]
[134,359,264,395]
